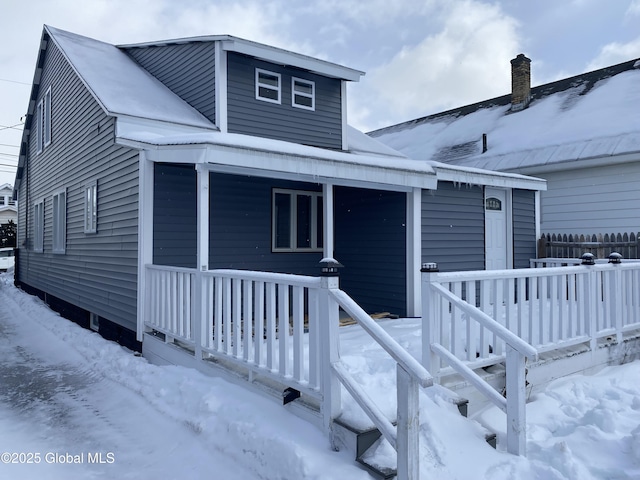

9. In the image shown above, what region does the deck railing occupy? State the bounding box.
[144,264,431,480]
[421,257,640,455]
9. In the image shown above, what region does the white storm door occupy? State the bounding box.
[485,188,508,270]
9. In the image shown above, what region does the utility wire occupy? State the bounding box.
[0,124,23,131]
[0,78,30,86]
[0,143,19,148]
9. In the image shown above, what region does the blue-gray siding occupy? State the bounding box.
[422,182,485,271]
[226,52,342,149]
[16,39,139,331]
[209,173,323,274]
[125,42,216,124]
[334,187,406,316]
[153,164,197,268]
[513,189,536,268]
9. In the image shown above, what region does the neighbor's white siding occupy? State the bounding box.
[540,160,640,235]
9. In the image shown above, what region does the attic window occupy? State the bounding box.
[292,77,315,110]
[36,87,52,154]
[256,68,281,104]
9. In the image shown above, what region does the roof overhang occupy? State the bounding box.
[429,162,547,190]
[116,122,437,192]
[119,34,364,82]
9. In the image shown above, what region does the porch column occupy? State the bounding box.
[136,151,154,342]
[406,187,421,316]
[195,164,210,360]
[323,183,334,258]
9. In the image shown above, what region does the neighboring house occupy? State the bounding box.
[0,183,17,226]
[370,55,640,238]
[14,26,544,348]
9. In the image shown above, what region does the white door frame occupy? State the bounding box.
[484,187,513,270]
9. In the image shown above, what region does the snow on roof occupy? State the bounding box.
[46,25,214,130]
[371,60,640,174]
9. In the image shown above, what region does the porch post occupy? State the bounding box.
[136,151,154,342]
[505,345,526,455]
[406,188,421,316]
[420,263,440,378]
[323,183,334,258]
[195,164,210,360]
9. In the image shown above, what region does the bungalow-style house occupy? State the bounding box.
[370,55,640,239]
[14,25,544,350]
[0,183,17,226]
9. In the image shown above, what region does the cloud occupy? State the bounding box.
[626,0,640,16]
[586,36,640,70]
[351,0,521,131]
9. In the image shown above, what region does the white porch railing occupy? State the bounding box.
[144,264,432,480]
[421,258,640,455]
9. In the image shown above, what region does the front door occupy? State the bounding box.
[485,188,508,270]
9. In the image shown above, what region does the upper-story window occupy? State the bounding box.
[84,181,98,234]
[255,69,281,104]
[36,87,52,154]
[0,197,4,206]
[292,77,315,110]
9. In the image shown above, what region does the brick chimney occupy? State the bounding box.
[510,53,531,111]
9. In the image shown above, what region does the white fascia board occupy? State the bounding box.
[507,150,640,176]
[125,141,437,191]
[432,163,547,191]
[115,116,217,143]
[220,38,364,81]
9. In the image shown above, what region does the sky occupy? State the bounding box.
[2,269,640,479]
[1,0,640,186]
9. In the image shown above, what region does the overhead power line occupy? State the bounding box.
[0,78,30,86]
[0,123,23,131]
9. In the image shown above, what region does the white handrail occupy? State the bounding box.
[331,289,433,387]
[430,282,538,360]
[332,361,398,450]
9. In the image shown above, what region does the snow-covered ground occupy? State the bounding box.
[1,270,639,479]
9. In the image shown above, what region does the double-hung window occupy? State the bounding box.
[52,189,66,254]
[34,200,44,252]
[36,87,52,153]
[84,181,97,234]
[255,69,281,104]
[272,189,323,252]
[292,77,315,110]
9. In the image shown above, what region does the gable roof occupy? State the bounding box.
[46,26,214,130]
[370,58,640,175]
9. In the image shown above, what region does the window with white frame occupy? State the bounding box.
[34,200,44,252]
[292,77,315,110]
[52,189,66,254]
[44,87,52,147]
[255,68,281,104]
[36,86,52,154]
[272,189,323,252]
[84,181,97,234]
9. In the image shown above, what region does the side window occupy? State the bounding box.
[52,189,67,254]
[255,68,281,104]
[292,77,315,110]
[84,181,98,234]
[34,200,44,252]
[272,189,323,252]
[36,86,52,153]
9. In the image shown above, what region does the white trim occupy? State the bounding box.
[406,188,421,316]
[535,190,541,256]
[44,86,52,147]
[33,199,44,253]
[255,68,281,104]
[506,189,514,269]
[196,164,210,271]
[136,151,154,342]
[291,77,315,111]
[272,188,323,252]
[214,42,228,133]
[83,180,98,234]
[52,188,66,254]
[430,162,546,191]
[120,35,365,81]
[322,183,334,259]
[341,81,348,151]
